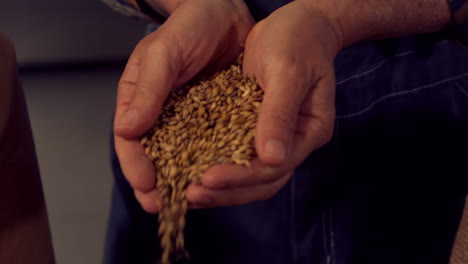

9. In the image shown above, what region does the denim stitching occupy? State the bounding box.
[321,211,331,264]
[457,81,468,100]
[328,208,336,264]
[336,41,449,86]
[336,51,414,85]
[290,172,298,264]
[337,72,468,119]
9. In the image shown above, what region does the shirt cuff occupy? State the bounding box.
[101,0,167,24]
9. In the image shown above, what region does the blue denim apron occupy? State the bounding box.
[104,1,468,263]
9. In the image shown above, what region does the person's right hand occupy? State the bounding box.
[113,0,254,213]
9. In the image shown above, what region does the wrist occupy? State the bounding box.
[298,0,452,47]
[286,1,343,57]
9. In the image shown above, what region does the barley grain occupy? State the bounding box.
[140,53,263,264]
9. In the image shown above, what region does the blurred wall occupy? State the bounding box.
[0,0,147,66]
[1,2,149,262]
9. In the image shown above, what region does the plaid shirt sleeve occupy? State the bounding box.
[100,0,167,23]
[101,0,149,20]
[448,0,468,47]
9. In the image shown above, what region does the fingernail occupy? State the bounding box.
[117,110,135,127]
[264,139,287,162]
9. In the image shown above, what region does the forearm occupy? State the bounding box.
[298,0,452,47]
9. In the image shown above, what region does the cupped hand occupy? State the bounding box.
[187,1,341,207]
[113,0,254,213]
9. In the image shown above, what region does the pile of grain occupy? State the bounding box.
[140,54,263,264]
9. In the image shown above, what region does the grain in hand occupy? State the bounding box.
[141,54,263,264]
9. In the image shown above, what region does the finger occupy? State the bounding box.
[134,189,161,214]
[293,71,336,157]
[254,63,309,166]
[113,47,142,137]
[201,158,287,189]
[114,135,155,192]
[201,70,335,190]
[187,173,291,208]
[115,39,180,138]
[115,47,141,111]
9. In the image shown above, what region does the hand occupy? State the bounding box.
[186,1,340,207]
[113,0,254,213]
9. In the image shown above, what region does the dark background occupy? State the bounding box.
[1,1,147,263]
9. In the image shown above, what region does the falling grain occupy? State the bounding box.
[140,53,263,264]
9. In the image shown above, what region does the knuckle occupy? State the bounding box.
[117,80,136,101]
[133,83,151,100]
[316,114,336,146]
[266,54,299,76]
[267,108,296,131]
[145,40,171,59]
[133,83,167,106]
[118,79,136,90]
[137,35,175,66]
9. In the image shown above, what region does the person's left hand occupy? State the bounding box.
[113,0,254,213]
[186,1,341,207]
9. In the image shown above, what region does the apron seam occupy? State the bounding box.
[336,40,449,86]
[337,72,468,119]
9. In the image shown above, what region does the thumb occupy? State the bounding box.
[114,42,180,138]
[255,70,308,166]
